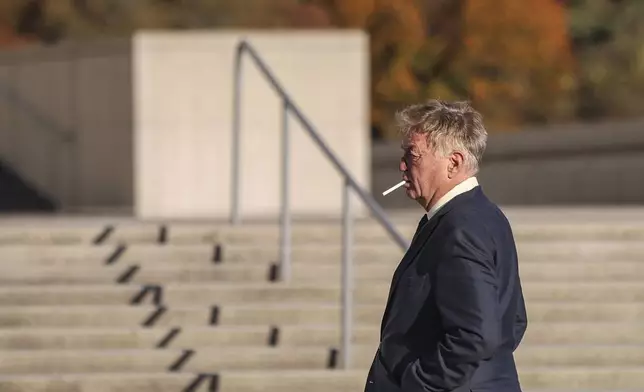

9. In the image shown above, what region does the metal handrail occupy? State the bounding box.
[230,39,409,368]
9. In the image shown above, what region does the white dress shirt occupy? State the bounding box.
[426,177,479,220]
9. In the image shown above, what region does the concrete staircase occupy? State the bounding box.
[0,211,643,392]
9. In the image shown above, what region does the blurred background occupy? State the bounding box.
[0,0,643,214]
[0,1,643,392]
[2,0,644,132]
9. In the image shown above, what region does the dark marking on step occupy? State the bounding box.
[268,263,280,282]
[93,225,114,245]
[105,244,127,265]
[268,326,280,346]
[158,225,168,244]
[210,306,219,325]
[182,373,219,392]
[150,285,164,306]
[207,374,220,392]
[142,306,167,327]
[213,244,223,263]
[327,348,339,369]
[130,284,164,306]
[169,349,194,372]
[157,327,181,348]
[116,265,140,284]
[183,374,206,392]
[130,286,150,305]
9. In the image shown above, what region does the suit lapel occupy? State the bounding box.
[379,214,439,332]
[389,214,438,290]
[379,187,482,335]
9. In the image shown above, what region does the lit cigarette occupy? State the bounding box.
[382,180,406,196]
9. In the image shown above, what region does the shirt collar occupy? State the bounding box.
[426,177,479,220]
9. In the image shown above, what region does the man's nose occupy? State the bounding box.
[399,157,407,172]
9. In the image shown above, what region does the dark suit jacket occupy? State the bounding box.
[365,186,527,392]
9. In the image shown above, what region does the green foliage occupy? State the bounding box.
[567,0,644,119]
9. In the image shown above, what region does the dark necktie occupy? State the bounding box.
[411,214,429,243]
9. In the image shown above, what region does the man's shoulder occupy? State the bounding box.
[439,191,511,237]
[441,190,495,222]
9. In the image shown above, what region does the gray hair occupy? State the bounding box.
[396,100,488,173]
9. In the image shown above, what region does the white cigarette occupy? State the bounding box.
[382,180,406,196]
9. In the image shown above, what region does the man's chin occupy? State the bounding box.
[405,188,418,200]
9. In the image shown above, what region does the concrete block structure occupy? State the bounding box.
[0,31,370,219]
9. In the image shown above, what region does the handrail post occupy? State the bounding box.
[230,44,244,225]
[231,40,407,251]
[280,98,292,282]
[341,178,353,369]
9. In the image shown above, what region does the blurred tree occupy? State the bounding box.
[278,1,331,28]
[306,0,427,138]
[0,25,25,48]
[459,0,576,130]
[566,0,644,119]
[6,0,637,136]
[32,0,332,37]
[309,0,576,136]
[0,0,62,45]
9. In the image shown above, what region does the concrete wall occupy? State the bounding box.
[0,40,133,209]
[372,119,644,209]
[0,31,370,219]
[133,31,370,219]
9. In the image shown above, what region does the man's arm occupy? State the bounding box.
[513,278,528,351]
[401,227,500,392]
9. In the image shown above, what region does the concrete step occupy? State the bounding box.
[0,327,266,350]
[204,240,644,264]
[0,223,417,246]
[2,282,644,306]
[0,367,644,392]
[1,368,644,391]
[4,302,644,329]
[516,367,644,390]
[0,284,352,306]
[0,227,100,246]
[1,345,644,374]
[0,244,404,266]
[513,345,644,367]
[0,347,335,374]
[2,240,644,266]
[0,373,198,392]
[0,306,209,328]
[4,216,644,245]
[0,323,643,350]
[210,302,644,325]
[3,261,644,285]
[0,327,372,350]
[112,222,644,243]
[0,327,291,350]
[519,323,644,344]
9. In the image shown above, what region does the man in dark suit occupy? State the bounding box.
[365,100,527,392]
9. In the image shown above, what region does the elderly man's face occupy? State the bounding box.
[399,132,448,208]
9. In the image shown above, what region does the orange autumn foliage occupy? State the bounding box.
[0,0,576,135]
[309,0,427,135]
[0,24,30,48]
[310,0,575,135]
[462,0,575,129]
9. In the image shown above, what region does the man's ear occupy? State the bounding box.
[447,151,465,178]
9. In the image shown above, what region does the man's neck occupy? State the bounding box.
[422,175,478,214]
